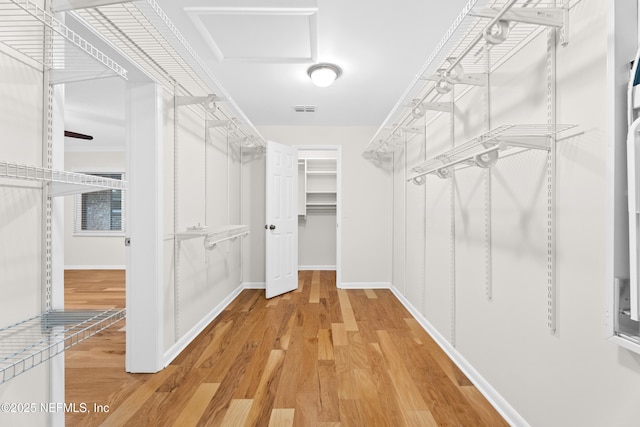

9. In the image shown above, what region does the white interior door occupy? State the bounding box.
[265,140,298,298]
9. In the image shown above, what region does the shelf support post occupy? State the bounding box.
[483,43,493,302]
[172,81,181,343]
[449,86,457,347]
[546,8,558,334]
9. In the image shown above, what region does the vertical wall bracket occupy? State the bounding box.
[546,15,558,334]
[449,87,457,347]
[483,45,493,302]
[173,83,181,342]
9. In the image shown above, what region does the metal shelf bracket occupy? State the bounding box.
[469,7,565,28]
[470,4,569,46]
[422,73,487,87]
[50,69,121,85]
[409,101,454,116]
[177,94,223,113]
[206,119,239,132]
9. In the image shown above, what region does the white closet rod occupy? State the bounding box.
[407,145,500,181]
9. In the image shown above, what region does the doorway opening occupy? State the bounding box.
[297,146,342,287]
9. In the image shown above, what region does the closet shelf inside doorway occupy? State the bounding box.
[407,124,576,183]
[364,0,569,158]
[0,160,127,197]
[0,308,125,385]
[0,0,128,82]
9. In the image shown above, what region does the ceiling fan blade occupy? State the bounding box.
[64,130,93,140]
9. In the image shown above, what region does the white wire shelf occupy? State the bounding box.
[0,0,127,82]
[0,161,127,196]
[364,0,570,157]
[176,225,250,250]
[407,124,575,182]
[0,308,125,385]
[72,0,264,149]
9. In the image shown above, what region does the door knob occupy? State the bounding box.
[269,224,276,230]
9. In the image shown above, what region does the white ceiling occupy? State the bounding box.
[153,0,471,127]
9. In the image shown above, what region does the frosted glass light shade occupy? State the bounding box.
[307,63,342,88]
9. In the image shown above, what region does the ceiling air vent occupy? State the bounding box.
[293,105,316,113]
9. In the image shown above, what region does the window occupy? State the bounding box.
[74,173,125,235]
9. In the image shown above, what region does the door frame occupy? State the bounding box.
[295,145,342,288]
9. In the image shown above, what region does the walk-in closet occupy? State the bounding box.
[1,0,640,426]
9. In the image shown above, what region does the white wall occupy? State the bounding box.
[298,213,336,267]
[392,1,640,426]
[161,95,244,359]
[59,75,246,367]
[63,77,127,269]
[244,126,393,286]
[63,151,126,269]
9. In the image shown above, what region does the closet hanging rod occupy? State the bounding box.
[175,225,250,243]
[378,87,440,150]
[407,145,500,181]
[203,230,249,250]
[406,123,575,182]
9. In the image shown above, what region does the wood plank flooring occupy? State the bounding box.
[65,270,507,427]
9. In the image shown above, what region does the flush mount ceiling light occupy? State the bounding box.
[307,63,342,88]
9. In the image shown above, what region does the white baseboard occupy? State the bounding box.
[65,265,125,270]
[340,282,391,289]
[389,285,529,427]
[242,281,391,291]
[243,282,266,289]
[298,265,336,271]
[163,284,244,366]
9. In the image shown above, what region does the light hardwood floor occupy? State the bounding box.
[65,270,507,426]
